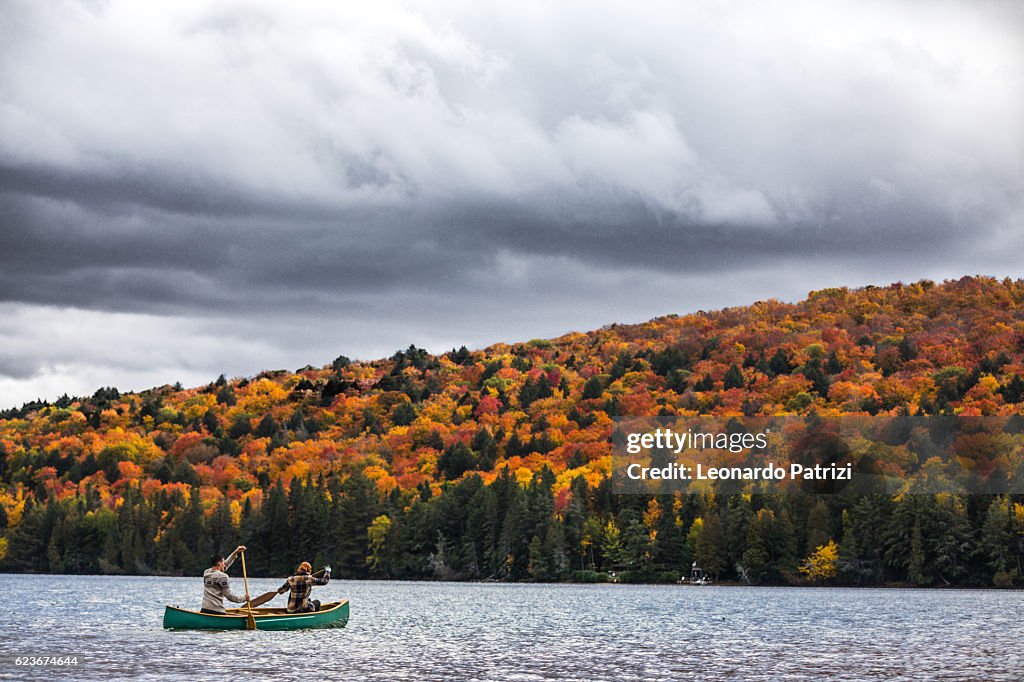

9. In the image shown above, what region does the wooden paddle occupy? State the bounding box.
[248,591,278,608]
[240,550,257,630]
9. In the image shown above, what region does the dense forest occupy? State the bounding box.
[1,276,1023,586]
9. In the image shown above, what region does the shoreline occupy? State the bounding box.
[1,571,1019,590]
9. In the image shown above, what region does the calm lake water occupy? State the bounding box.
[0,575,1021,680]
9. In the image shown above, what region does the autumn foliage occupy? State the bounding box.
[1,276,1023,584]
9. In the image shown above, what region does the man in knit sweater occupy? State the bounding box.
[201,545,248,614]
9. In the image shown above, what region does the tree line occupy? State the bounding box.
[3,469,1021,587]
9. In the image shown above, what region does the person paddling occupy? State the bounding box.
[201,545,248,614]
[276,561,331,613]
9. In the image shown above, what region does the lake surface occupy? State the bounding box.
[0,575,1021,680]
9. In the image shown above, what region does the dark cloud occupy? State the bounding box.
[0,0,1021,406]
[0,190,971,319]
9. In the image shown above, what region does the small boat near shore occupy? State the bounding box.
[679,562,713,585]
[163,600,349,630]
[679,575,713,586]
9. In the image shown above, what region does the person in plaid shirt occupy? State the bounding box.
[277,561,331,612]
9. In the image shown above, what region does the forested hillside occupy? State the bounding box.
[1,276,1023,586]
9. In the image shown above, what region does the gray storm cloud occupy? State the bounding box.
[0,0,1022,406]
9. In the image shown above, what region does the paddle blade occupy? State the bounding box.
[246,611,256,630]
[249,591,278,608]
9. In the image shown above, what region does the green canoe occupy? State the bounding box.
[163,600,349,630]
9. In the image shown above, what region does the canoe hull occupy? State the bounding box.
[163,600,349,630]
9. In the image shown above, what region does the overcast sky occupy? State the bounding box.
[1,0,1022,408]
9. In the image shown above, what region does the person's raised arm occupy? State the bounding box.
[222,545,247,571]
[314,565,331,586]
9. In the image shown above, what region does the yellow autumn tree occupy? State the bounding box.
[366,514,393,573]
[799,539,839,582]
[643,499,661,541]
